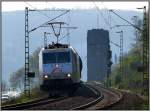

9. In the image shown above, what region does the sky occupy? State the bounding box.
[2,1,148,12]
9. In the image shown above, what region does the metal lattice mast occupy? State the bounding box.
[116,31,123,79]
[44,32,48,47]
[24,7,30,97]
[120,31,123,80]
[23,8,70,98]
[44,32,51,48]
[142,6,149,95]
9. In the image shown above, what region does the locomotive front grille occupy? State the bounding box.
[43,73,72,79]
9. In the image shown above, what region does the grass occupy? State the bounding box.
[2,94,29,106]
[2,88,48,106]
[139,96,149,110]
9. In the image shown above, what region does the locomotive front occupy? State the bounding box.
[39,45,81,91]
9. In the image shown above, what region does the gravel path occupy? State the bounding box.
[102,91,144,110]
[87,84,121,110]
[87,82,146,110]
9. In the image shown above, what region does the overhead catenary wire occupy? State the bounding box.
[100,2,118,28]
[109,10,142,31]
[29,10,70,33]
[110,41,120,47]
[57,11,78,44]
[93,2,110,29]
[93,2,119,30]
[100,2,111,26]
[24,7,71,96]
[24,2,70,36]
[93,2,121,52]
[58,26,77,42]
[24,2,69,29]
[40,23,77,43]
[24,2,51,19]
[93,3,120,47]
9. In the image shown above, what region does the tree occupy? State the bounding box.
[115,74,121,85]
[1,80,8,92]
[9,47,42,90]
[110,14,149,95]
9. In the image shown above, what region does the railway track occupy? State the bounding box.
[2,83,102,110]
[27,83,102,110]
[71,84,104,110]
[86,81,123,110]
[70,82,122,110]
[1,82,123,110]
[1,96,68,110]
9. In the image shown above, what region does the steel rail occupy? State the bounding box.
[2,96,67,110]
[71,84,104,110]
[2,97,49,108]
[91,81,123,110]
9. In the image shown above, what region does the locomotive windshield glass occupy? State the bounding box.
[43,51,70,64]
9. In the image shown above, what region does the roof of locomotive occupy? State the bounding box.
[45,43,69,49]
[41,43,77,54]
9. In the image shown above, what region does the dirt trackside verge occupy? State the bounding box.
[102,90,149,110]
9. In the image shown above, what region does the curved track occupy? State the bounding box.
[86,81,123,110]
[2,82,123,110]
[28,83,102,110]
[2,96,67,110]
[71,84,104,109]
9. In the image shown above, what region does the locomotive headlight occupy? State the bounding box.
[44,75,48,79]
[56,64,59,68]
[67,74,71,77]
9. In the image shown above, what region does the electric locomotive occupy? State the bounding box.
[39,43,82,91]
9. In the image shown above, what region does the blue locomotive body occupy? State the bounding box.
[39,44,82,91]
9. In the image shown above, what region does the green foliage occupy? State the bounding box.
[110,52,144,94]
[139,96,149,110]
[109,15,149,96]
[115,74,121,85]
[2,80,8,92]
[2,87,48,106]
[9,47,42,90]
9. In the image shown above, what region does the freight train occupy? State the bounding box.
[39,43,82,95]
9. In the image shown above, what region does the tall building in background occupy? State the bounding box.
[87,29,112,81]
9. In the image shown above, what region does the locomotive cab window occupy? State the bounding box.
[57,52,70,63]
[43,51,70,64]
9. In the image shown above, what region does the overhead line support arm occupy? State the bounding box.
[109,10,142,31]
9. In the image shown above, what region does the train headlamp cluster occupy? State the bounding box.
[44,74,71,78]
[56,64,59,68]
[67,74,71,77]
[44,75,48,79]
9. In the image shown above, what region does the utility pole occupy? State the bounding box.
[44,32,51,48]
[24,7,70,98]
[137,6,149,95]
[24,7,30,97]
[109,41,120,87]
[116,31,123,81]
[97,14,99,29]
[109,10,142,31]
[142,6,148,96]
[115,54,117,64]
[110,8,148,94]
[132,16,138,42]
